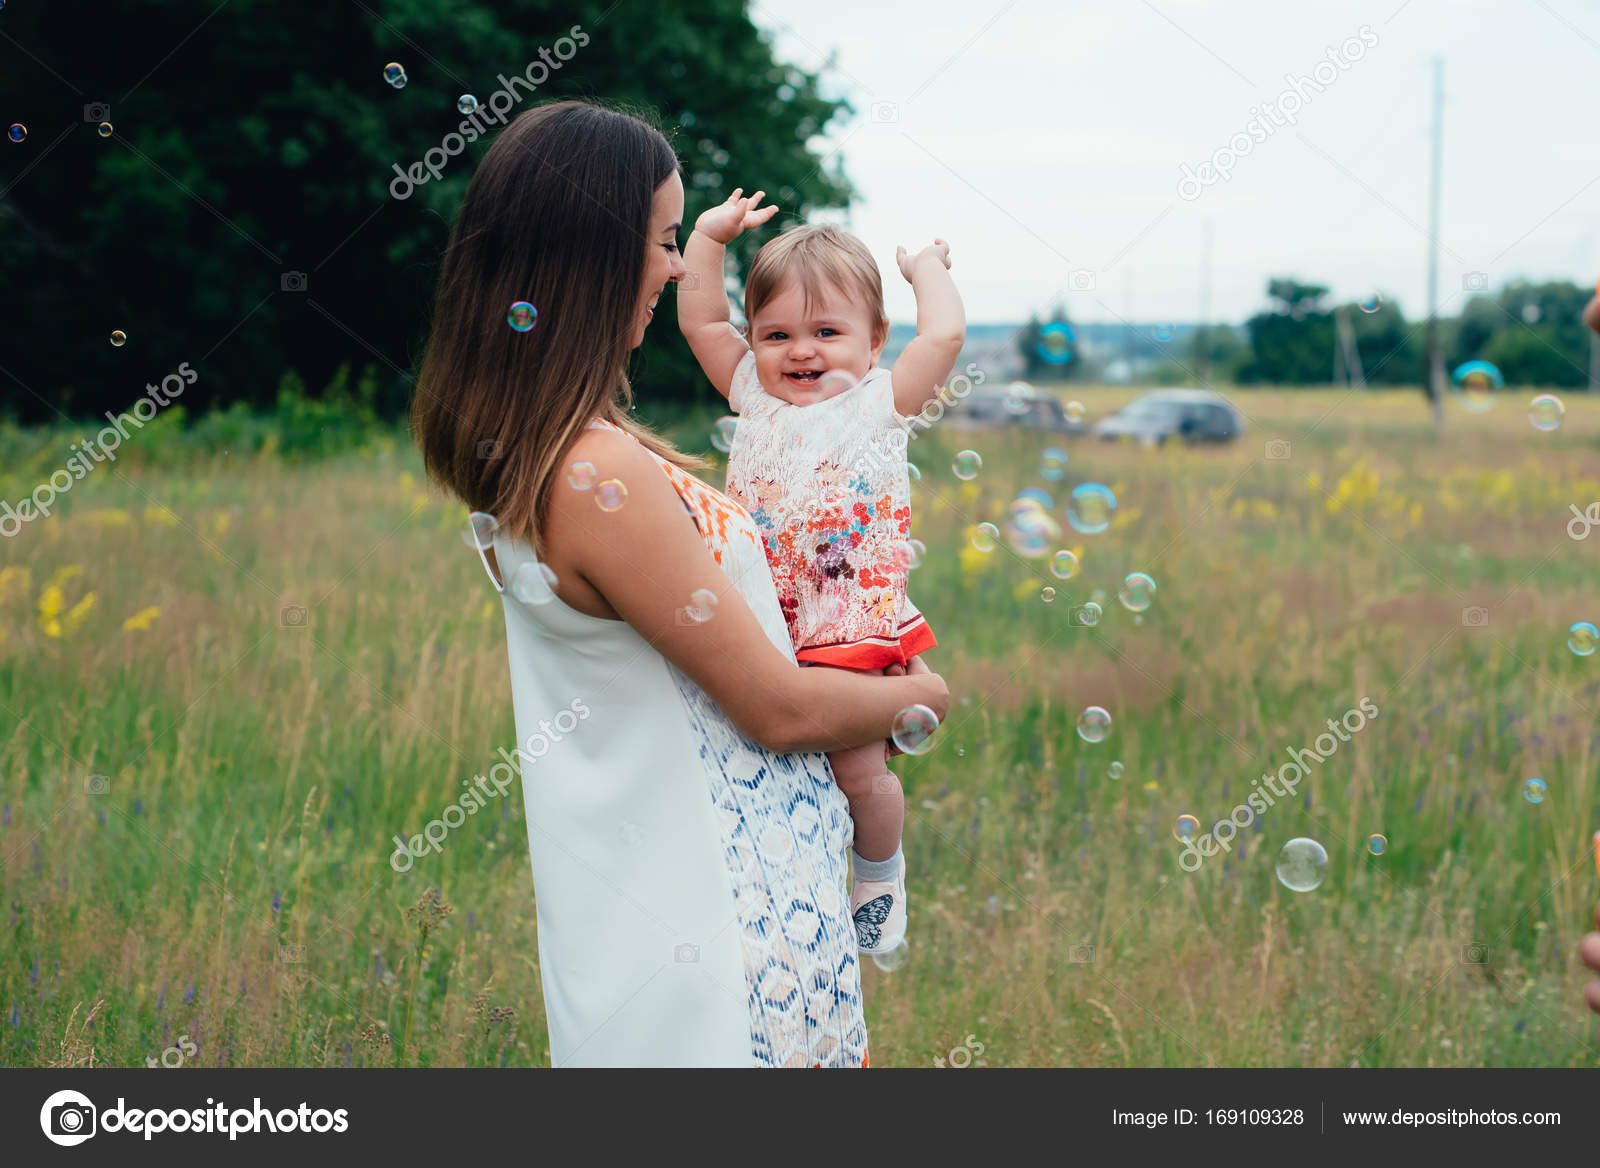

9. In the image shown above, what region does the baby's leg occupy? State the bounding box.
[826,739,903,863]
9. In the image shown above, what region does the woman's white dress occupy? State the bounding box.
[485,417,870,1067]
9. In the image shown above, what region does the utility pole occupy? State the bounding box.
[1124,267,1136,383]
[1197,221,1213,387]
[1424,57,1445,425]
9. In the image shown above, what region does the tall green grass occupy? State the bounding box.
[2,386,1598,1067]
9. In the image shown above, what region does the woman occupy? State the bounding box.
[411,100,949,1067]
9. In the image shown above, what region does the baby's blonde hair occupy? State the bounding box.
[745,224,890,348]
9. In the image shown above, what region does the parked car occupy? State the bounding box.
[1091,389,1244,445]
[943,388,1087,434]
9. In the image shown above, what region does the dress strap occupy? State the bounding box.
[474,540,505,593]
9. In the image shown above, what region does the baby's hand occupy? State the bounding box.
[695,188,780,245]
[896,239,951,284]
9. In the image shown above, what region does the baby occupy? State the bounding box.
[679,188,965,955]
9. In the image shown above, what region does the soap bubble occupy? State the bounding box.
[457,94,479,115]
[970,523,999,552]
[1118,572,1156,612]
[567,461,597,491]
[1076,705,1111,743]
[507,301,538,332]
[384,63,405,84]
[109,330,127,347]
[1275,838,1328,892]
[1569,622,1598,657]
[1367,833,1387,856]
[1173,814,1200,842]
[1016,487,1053,511]
[710,415,739,452]
[1450,360,1502,413]
[1108,761,1124,780]
[1154,323,1174,343]
[1039,447,1069,481]
[892,705,940,755]
[1049,550,1079,580]
[906,462,921,484]
[683,588,719,622]
[1004,381,1034,415]
[595,479,628,512]
[511,561,558,606]
[464,511,499,550]
[1065,400,1085,425]
[1358,293,1382,314]
[1522,777,1546,804]
[1073,601,1102,627]
[1067,483,1117,534]
[1040,586,1056,603]
[952,450,982,480]
[1528,394,1564,432]
[7,123,26,143]
[1035,322,1076,366]
[871,942,910,972]
[97,122,113,138]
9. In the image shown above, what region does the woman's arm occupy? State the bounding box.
[546,428,949,754]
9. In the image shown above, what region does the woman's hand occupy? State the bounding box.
[896,238,951,284]
[695,188,779,246]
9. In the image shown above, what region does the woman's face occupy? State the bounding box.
[633,171,687,349]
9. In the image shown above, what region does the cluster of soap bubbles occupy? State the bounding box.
[383,62,409,89]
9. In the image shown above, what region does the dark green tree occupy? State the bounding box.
[0,0,853,422]
[1235,279,1334,384]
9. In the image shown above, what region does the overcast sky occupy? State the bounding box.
[750,0,1600,326]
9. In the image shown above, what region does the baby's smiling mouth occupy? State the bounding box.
[785,370,823,384]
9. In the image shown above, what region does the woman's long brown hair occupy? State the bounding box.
[411,100,706,556]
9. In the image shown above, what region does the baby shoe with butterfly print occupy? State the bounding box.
[850,853,907,954]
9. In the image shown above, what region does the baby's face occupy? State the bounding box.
[750,279,884,406]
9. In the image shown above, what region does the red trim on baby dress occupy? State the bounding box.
[795,613,937,670]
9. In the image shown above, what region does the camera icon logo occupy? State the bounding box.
[1462,271,1489,292]
[1460,606,1489,628]
[40,1089,97,1146]
[677,271,700,291]
[85,774,110,796]
[280,270,308,293]
[1068,269,1096,291]
[280,605,308,628]
[1070,605,1100,628]
[1265,439,1291,460]
[869,101,899,123]
[673,943,699,963]
[476,440,502,460]
[1068,943,1096,964]
[83,103,110,123]
[1461,942,1489,964]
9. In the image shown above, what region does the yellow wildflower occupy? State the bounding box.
[212,511,231,537]
[47,565,82,590]
[400,471,416,493]
[143,505,179,527]
[958,541,992,576]
[62,592,95,636]
[123,606,161,632]
[1304,471,1321,492]
[1012,578,1040,604]
[80,508,132,529]
[38,584,63,634]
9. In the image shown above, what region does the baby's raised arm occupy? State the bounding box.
[889,240,966,419]
[679,188,778,400]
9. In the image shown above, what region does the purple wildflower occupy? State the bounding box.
[9,1003,17,1027]
[30,958,38,985]
[272,890,281,914]
[132,798,144,816]
[183,980,196,1004]
[467,911,476,930]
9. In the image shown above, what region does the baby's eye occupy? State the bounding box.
[766,331,788,341]
[817,328,838,338]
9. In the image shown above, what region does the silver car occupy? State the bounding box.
[1091,389,1245,445]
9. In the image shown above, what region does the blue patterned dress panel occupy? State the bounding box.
[667,666,868,1067]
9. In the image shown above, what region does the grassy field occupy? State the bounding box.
[2,384,1599,1068]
